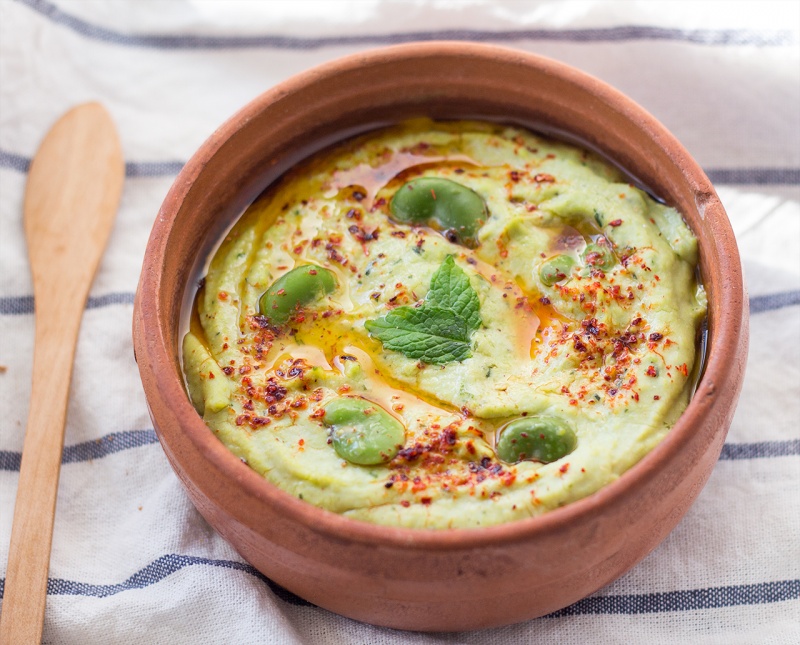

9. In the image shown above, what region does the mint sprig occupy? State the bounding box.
[365,256,482,364]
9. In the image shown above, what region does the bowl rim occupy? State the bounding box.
[136,41,747,551]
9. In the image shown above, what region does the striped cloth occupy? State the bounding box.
[1,1,798,643]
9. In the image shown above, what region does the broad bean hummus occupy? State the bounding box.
[183,120,707,529]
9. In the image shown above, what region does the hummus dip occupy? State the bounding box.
[182,120,707,529]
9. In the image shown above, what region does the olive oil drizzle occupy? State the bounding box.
[323,152,478,209]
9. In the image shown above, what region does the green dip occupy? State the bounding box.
[182,120,707,529]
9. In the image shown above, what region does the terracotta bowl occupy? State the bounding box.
[133,42,748,631]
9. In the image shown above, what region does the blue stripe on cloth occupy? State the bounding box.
[0,150,29,172]
[3,149,799,185]
[1,434,797,473]
[547,579,800,616]
[14,0,795,49]
[0,292,134,315]
[125,160,185,177]
[85,292,136,309]
[2,290,797,318]
[0,430,159,472]
[705,167,800,185]
[720,439,800,460]
[0,150,183,178]
[61,429,159,463]
[0,555,796,614]
[750,290,800,314]
[0,554,312,606]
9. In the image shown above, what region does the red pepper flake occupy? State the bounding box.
[421,497,432,505]
[649,332,663,342]
[218,291,229,301]
[646,366,657,377]
[609,219,623,227]
[251,416,270,427]
[496,238,509,259]
[677,363,688,377]
[430,189,437,200]
[310,408,325,419]
[208,372,215,379]
[327,248,346,264]
[222,366,234,376]
[654,395,660,400]
[348,224,379,243]
[400,500,411,508]
[533,173,555,183]
[559,463,570,474]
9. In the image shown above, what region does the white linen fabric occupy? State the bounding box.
[1,1,798,643]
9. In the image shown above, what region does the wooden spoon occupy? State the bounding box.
[0,103,124,643]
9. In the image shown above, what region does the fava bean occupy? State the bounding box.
[259,265,336,325]
[539,254,576,286]
[582,240,616,271]
[323,397,405,466]
[496,416,577,464]
[390,177,487,248]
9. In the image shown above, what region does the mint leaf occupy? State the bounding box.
[365,306,472,363]
[365,256,482,365]
[426,255,482,332]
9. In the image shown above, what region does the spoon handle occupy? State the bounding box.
[0,103,124,644]
[0,301,85,643]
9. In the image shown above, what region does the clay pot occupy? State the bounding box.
[133,42,748,631]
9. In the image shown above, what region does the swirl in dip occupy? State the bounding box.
[182,120,707,529]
